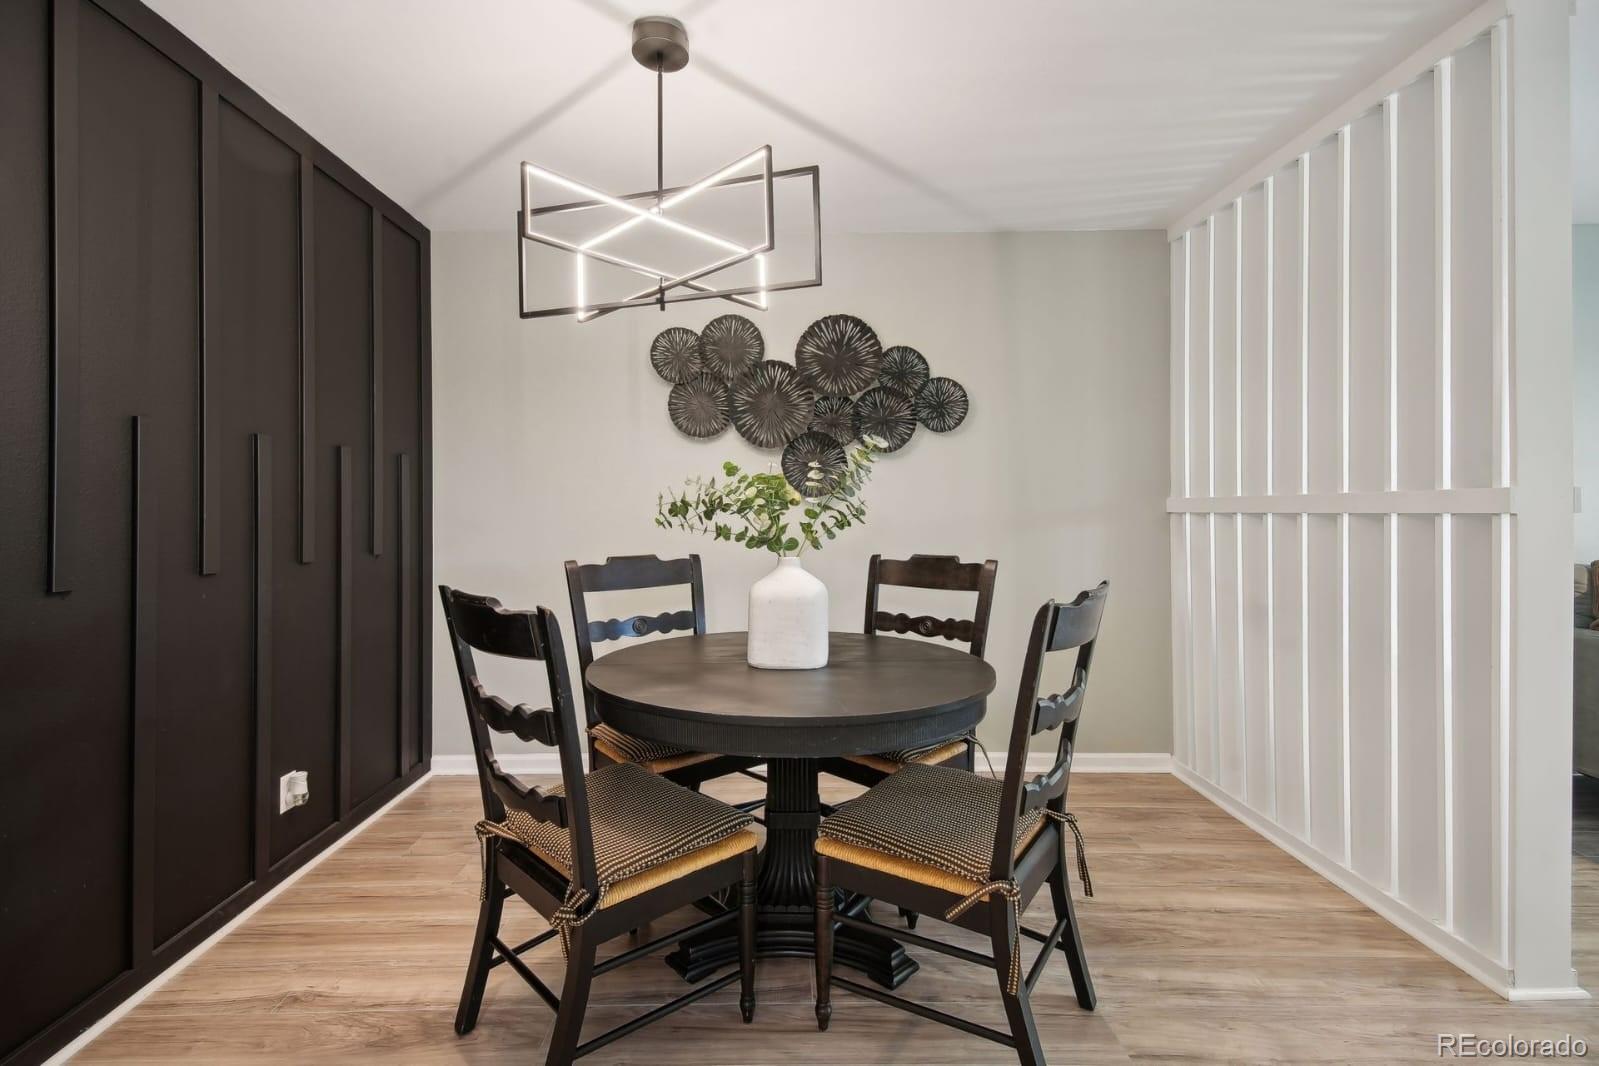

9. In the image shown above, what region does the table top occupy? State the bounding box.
[585,632,997,759]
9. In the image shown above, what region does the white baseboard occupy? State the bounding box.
[1172,763,1590,1003]
[431,752,1173,775]
[45,772,435,1065]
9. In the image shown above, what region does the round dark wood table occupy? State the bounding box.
[585,631,996,989]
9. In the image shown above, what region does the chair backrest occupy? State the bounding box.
[564,554,707,726]
[438,585,598,898]
[863,554,999,658]
[990,582,1110,882]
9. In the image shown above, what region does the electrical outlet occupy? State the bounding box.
[279,770,309,814]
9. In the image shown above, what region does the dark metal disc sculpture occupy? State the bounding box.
[650,326,703,384]
[795,314,882,396]
[781,431,848,495]
[877,345,930,395]
[729,361,815,448]
[808,395,857,445]
[914,376,969,433]
[854,385,917,453]
[699,314,764,380]
[667,373,731,439]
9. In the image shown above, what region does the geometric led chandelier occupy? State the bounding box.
[517,16,823,321]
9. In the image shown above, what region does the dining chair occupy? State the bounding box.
[812,582,1108,1066]
[822,553,998,789]
[565,555,765,794]
[440,586,758,1066]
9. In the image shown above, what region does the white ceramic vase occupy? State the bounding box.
[747,556,829,669]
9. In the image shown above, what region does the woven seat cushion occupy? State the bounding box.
[590,722,719,774]
[817,762,1045,898]
[843,738,969,775]
[486,761,755,909]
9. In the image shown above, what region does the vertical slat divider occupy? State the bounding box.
[1435,54,1456,931]
[370,208,384,557]
[131,415,157,961]
[1171,235,1193,769]
[200,85,221,575]
[397,452,415,774]
[298,156,316,563]
[419,236,433,767]
[48,0,80,594]
[337,445,353,818]
[1488,17,1511,963]
[253,434,273,880]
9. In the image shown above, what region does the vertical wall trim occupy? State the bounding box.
[397,452,415,774]
[1338,125,1354,865]
[48,0,81,595]
[419,237,433,767]
[298,157,316,564]
[199,86,221,575]
[1264,174,1279,818]
[1207,219,1221,779]
[253,434,273,881]
[1234,200,1249,805]
[1298,153,1313,829]
[130,416,157,961]
[1386,91,1404,894]
[337,445,353,818]
[369,208,384,557]
[1435,55,1457,931]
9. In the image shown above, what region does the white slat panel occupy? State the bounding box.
[1212,205,1246,798]
[1241,513,1275,814]
[1171,514,1194,769]
[1345,105,1392,885]
[1306,513,1346,860]
[1214,204,1240,498]
[1271,165,1304,495]
[1171,239,1193,769]
[1215,514,1246,797]
[1190,514,1217,781]
[1395,73,1438,492]
[1269,161,1308,832]
[1240,187,1270,497]
[1396,514,1445,918]
[1238,188,1276,814]
[1188,221,1217,782]
[1189,223,1212,499]
[1451,514,1500,954]
[1450,35,1495,491]
[1304,135,1347,862]
[1306,136,1343,496]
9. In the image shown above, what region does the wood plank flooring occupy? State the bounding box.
[78,773,1597,1064]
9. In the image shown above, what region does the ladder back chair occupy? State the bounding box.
[813,582,1109,1066]
[440,586,758,1066]
[823,553,998,787]
[565,554,764,793]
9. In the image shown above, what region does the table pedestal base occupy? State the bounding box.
[665,757,918,989]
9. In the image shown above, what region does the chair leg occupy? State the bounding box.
[454,846,506,1036]
[814,855,833,1031]
[545,928,597,1066]
[991,900,1045,1066]
[898,906,919,929]
[739,849,757,1023]
[1049,861,1097,1010]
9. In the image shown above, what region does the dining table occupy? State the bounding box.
[584,630,997,989]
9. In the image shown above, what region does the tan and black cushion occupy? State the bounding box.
[478,761,755,937]
[843,737,969,775]
[817,762,1047,897]
[589,721,720,774]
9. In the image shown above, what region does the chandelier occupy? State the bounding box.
[516,16,823,322]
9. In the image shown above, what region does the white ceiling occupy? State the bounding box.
[143,0,1589,233]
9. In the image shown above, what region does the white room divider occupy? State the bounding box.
[1166,0,1577,997]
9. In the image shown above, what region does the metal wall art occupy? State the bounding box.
[781,431,848,494]
[649,315,970,477]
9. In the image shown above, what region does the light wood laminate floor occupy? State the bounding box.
[78,773,1597,1064]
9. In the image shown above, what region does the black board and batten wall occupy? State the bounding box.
[0,0,432,1062]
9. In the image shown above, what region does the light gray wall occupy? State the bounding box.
[429,229,1172,758]
[1577,224,1599,561]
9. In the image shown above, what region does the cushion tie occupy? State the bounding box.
[1055,811,1093,898]
[475,819,606,956]
[944,880,1024,994]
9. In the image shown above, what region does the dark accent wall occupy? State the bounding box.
[0,2,432,1063]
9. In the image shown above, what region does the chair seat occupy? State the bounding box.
[590,721,720,774]
[842,738,969,775]
[816,763,1045,899]
[483,761,755,909]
